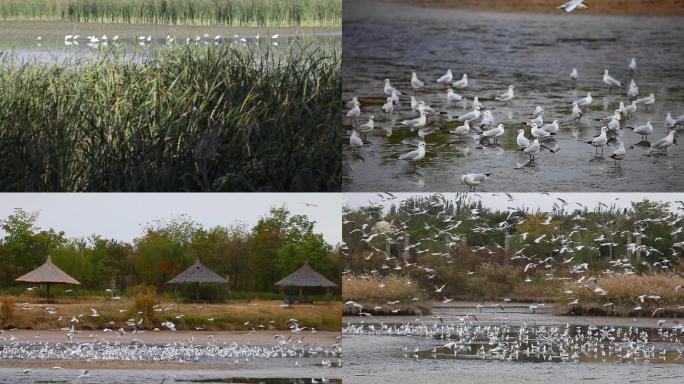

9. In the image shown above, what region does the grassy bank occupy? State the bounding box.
[342,275,432,315]
[0,45,340,191]
[558,274,684,317]
[0,297,341,332]
[0,0,341,27]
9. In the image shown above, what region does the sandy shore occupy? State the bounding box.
[0,329,340,346]
[387,0,684,16]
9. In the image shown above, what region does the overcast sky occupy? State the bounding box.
[0,194,342,245]
[344,193,684,213]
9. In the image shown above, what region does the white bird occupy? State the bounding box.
[495,85,515,102]
[665,113,680,129]
[516,129,531,149]
[629,57,637,72]
[461,173,491,191]
[346,101,361,119]
[271,34,279,39]
[401,111,429,130]
[531,123,551,141]
[411,72,424,89]
[384,79,401,95]
[357,115,375,135]
[524,139,541,161]
[631,121,653,141]
[447,89,463,102]
[570,67,578,81]
[382,97,394,114]
[479,110,496,129]
[572,102,583,119]
[587,127,609,155]
[533,106,544,117]
[610,140,626,166]
[628,79,639,98]
[450,120,470,141]
[635,93,655,111]
[471,96,483,110]
[527,114,543,127]
[398,142,426,172]
[650,129,676,154]
[457,107,481,122]
[603,69,622,89]
[576,92,592,108]
[479,124,505,144]
[452,73,468,89]
[437,69,453,84]
[350,130,364,153]
[541,120,559,135]
[558,0,587,13]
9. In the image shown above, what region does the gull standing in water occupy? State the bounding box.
[402,111,430,130]
[399,142,426,172]
[450,120,471,141]
[350,130,364,154]
[587,127,609,156]
[650,129,676,154]
[603,69,622,91]
[384,79,401,95]
[452,73,468,89]
[457,106,482,122]
[631,121,653,141]
[533,106,544,117]
[576,92,592,110]
[495,85,515,103]
[665,113,680,129]
[447,89,463,103]
[346,101,361,121]
[541,120,560,135]
[461,173,491,191]
[524,139,541,161]
[411,72,425,90]
[629,57,637,72]
[479,124,505,144]
[635,93,655,111]
[437,69,453,84]
[382,97,394,114]
[610,140,626,166]
[558,0,587,13]
[572,102,583,120]
[570,68,578,83]
[628,79,639,99]
[357,115,375,140]
[531,123,551,141]
[516,129,531,149]
[472,97,483,110]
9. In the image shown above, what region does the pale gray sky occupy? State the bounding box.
[0,193,342,245]
[344,193,684,213]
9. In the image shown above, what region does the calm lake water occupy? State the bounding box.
[341,305,684,384]
[0,21,340,64]
[341,1,684,192]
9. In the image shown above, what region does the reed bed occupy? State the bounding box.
[342,275,431,315]
[0,0,341,27]
[0,45,340,191]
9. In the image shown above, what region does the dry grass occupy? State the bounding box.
[342,275,431,314]
[559,274,684,317]
[1,296,15,327]
[3,298,341,331]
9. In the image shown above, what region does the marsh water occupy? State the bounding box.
[341,304,684,383]
[342,1,684,192]
[0,21,340,64]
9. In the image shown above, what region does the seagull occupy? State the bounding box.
[401,111,430,130]
[479,124,505,144]
[357,115,375,138]
[531,123,551,141]
[346,101,361,119]
[461,173,492,191]
[382,97,394,114]
[627,79,639,98]
[411,72,425,89]
[350,130,364,154]
[541,120,560,135]
[570,68,578,82]
[398,142,426,172]
[516,129,531,149]
[524,139,541,161]
[587,127,609,156]
[603,69,622,89]
[471,96,483,110]
[533,106,544,117]
[650,129,676,154]
[629,57,637,72]
[558,0,587,12]
[447,89,463,102]
[576,92,592,109]
[449,120,471,141]
[635,93,655,111]
[452,73,468,89]
[572,102,583,119]
[437,69,453,84]
[495,85,515,102]
[384,79,401,95]
[610,140,626,166]
[457,106,481,122]
[665,113,680,129]
[631,121,653,141]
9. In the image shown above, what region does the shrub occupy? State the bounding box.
[1,296,15,327]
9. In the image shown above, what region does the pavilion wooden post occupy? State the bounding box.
[46,283,50,303]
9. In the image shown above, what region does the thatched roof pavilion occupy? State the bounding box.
[15,256,80,301]
[166,258,228,301]
[275,261,337,288]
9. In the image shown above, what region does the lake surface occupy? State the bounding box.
[341,305,684,383]
[0,21,340,64]
[341,1,684,192]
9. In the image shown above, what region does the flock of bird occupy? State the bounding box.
[345,55,682,189]
[342,193,683,321]
[34,33,282,49]
[343,321,683,364]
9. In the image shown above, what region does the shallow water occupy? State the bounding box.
[341,308,684,384]
[0,21,340,64]
[341,1,684,192]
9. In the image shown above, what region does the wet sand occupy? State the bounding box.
[390,0,684,16]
